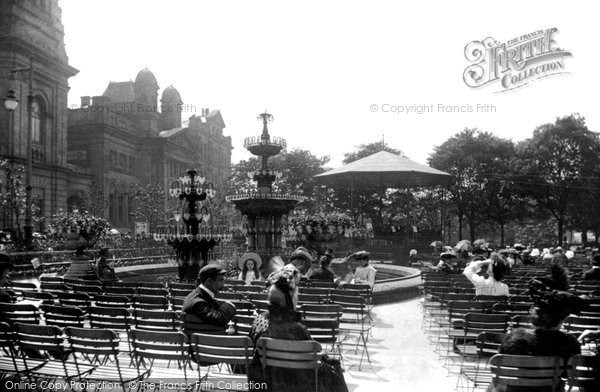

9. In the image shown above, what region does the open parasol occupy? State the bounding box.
[430,241,444,248]
[455,240,473,252]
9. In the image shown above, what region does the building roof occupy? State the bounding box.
[161,85,182,103]
[314,150,451,188]
[103,81,134,103]
[135,67,159,89]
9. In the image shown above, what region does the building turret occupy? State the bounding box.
[160,85,183,129]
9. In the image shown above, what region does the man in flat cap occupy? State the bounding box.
[182,264,236,335]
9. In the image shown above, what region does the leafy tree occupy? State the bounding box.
[342,140,403,164]
[429,129,514,241]
[86,180,109,218]
[514,114,600,246]
[227,148,330,213]
[0,158,41,248]
[130,179,173,232]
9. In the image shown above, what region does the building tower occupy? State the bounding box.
[160,85,183,130]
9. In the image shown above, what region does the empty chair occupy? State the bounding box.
[298,294,324,305]
[136,281,165,289]
[230,300,255,316]
[0,303,41,325]
[129,329,191,384]
[489,354,564,392]
[563,315,600,335]
[21,290,55,305]
[256,337,322,392]
[131,309,180,331]
[9,281,37,295]
[309,281,338,289]
[302,318,343,367]
[89,306,132,331]
[492,302,533,316]
[39,276,63,284]
[40,282,70,293]
[71,284,103,295]
[237,285,265,294]
[65,327,148,389]
[170,296,185,312]
[234,314,256,335]
[137,287,169,297]
[567,354,600,392]
[95,294,131,308]
[457,332,507,392]
[14,323,96,383]
[41,304,86,328]
[0,322,46,378]
[300,304,343,321]
[104,286,136,296]
[191,333,253,385]
[56,291,92,310]
[132,295,169,310]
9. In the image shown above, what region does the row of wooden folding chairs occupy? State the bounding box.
[1,321,284,390]
[455,332,600,392]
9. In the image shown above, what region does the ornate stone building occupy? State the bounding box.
[1,0,232,233]
[0,0,78,231]
[67,68,232,231]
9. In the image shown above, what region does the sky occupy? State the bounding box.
[60,0,599,168]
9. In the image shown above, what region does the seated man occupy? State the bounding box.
[353,251,376,288]
[306,256,335,282]
[182,264,236,335]
[582,254,600,280]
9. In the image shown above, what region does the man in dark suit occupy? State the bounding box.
[582,255,600,280]
[306,256,335,282]
[182,264,236,335]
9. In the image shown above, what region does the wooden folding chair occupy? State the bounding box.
[330,294,371,370]
[41,304,86,328]
[95,294,131,308]
[131,309,180,331]
[489,354,564,392]
[457,332,506,392]
[137,287,170,297]
[14,322,96,384]
[0,303,41,325]
[8,282,37,295]
[21,290,55,305]
[567,354,600,392]
[56,292,92,311]
[303,318,344,368]
[0,322,46,380]
[132,294,170,310]
[89,306,132,331]
[300,304,343,321]
[128,329,191,384]
[256,337,322,392]
[104,286,137,296]
[191,333,253,390]
[233,314,255,335]
[66,327,148,390]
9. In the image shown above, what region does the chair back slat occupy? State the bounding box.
[132,309,179,331]
[132,295,169,310]
[89,306,131,330]
[567,354,600,390]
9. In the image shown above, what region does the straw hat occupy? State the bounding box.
[238,252,262,270]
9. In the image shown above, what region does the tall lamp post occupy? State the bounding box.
[4,55,35,249]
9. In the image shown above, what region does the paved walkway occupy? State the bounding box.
[342,298,456,392]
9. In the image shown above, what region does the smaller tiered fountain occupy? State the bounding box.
[226,112,305,266]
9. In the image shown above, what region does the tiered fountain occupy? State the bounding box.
[226,112,305,267]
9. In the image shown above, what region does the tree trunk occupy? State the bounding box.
[582,231,588,246]
[458,214,463,240]
[500,222,505,247]
[469,221,475,242]
[557,217,564,246]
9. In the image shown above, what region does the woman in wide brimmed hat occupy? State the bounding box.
[237,252,262,285]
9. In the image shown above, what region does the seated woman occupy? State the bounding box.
[95,247,117,283]
[435,252,456,274]
[463,252,509,296]
[337,263,355,286]
[496,264,586,392]
[247,261,348,392]
[237,253,262,285]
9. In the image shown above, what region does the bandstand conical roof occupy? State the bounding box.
[314,151,451,188]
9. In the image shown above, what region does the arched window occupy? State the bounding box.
[31,100,43,143]
[108,182,117,223]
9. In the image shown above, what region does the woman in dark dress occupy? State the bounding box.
[495,264,586,392]
[247,262,348,392]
